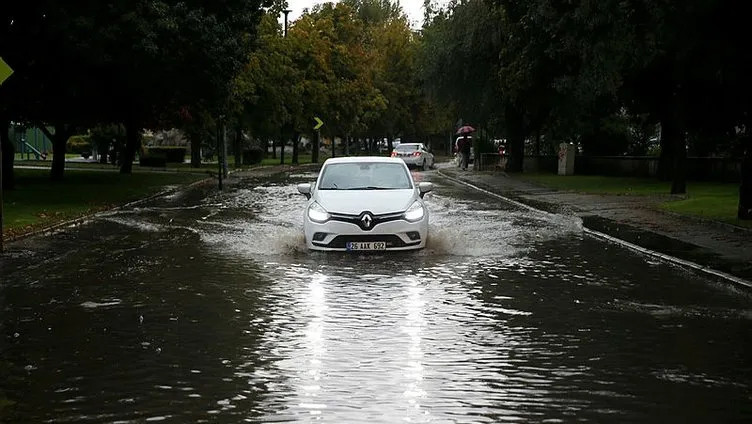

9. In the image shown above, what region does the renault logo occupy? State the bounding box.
[360,213,373,229]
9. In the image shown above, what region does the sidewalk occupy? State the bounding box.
[439,167,752,282]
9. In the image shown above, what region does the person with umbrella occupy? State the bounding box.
[456,125,475,170]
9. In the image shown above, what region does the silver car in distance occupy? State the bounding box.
[297,157,433,251]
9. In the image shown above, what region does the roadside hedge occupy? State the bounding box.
[144,147,186,163]
[242,147,264,164]
[66,135,92,154]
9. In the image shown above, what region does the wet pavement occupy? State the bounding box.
[1,168,751,423]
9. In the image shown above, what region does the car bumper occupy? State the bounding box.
[304,215,429,251]
[397,156,423,166]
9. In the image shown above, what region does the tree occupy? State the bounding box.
[1,0,269,179]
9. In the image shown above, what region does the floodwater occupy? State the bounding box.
[1,169,751,423]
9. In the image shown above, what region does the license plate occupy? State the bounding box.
[346,241,386,251]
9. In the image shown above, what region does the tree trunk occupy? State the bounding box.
[271,138,276,159]
[190,130,202,168]
[387,134,393,155]
[657,124,671,181]
[0,117,14,190]
[505,103,526,173]
[279,131,285,165]
[292,131,300,165]
[234,126,242,168]
[739,136,752,220]
[661,108,686,194]
[120,122,141,174]
[40,124,70,181]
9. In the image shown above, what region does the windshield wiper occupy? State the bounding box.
[347,186,394,190]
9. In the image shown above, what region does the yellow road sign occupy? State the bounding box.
[313,116,324,130]
[0,57,14,85]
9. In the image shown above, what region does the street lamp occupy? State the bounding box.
[283,9,291,37]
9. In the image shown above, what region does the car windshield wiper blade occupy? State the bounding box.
[347,186,393,190]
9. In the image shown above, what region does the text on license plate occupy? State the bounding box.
[346,241,386,251]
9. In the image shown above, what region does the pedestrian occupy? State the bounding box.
[496,142,507,171]
[459,135,471,170]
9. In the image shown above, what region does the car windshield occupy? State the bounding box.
[318,162,413,190]
[396,144,420,152]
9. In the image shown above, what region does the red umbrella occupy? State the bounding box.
[456,125,476,135]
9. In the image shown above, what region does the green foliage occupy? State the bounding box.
[1,0,270,176]
[234,0,446,148]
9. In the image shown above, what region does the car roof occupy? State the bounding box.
[395,143,421,148]
[323,156,405,165]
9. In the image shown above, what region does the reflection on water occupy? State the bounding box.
[1,173,751,422]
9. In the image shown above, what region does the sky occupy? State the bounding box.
[283,0,448,28]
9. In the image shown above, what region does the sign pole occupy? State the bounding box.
[0,130,4,253]
[0,57,16,253]
[217,117,223,190]
[312,117,324,164]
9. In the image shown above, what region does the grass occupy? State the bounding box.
[518,173,750,229]
[519,174,672,195]
[2,169,206,238]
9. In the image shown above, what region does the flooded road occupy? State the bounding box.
[2,169,751,423]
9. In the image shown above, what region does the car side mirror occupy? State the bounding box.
[418,182,433,198]
[297,183,312,200]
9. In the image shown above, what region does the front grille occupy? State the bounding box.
[329,211,404,231]
[313,235,420,249]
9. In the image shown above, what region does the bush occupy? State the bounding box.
[67,135,92,154]
[242,147,264,165]
[145,147,186,163]
[139,153,167,167]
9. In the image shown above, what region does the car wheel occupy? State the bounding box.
[422,159,429,171]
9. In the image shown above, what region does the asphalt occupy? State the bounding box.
[438,166,752,284]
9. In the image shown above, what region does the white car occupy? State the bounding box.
[297,157,433,251]
[390,143,435,170]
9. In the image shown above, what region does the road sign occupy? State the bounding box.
[0,57,13,85]
[313,116,324,130]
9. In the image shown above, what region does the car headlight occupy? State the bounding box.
[307,201,330,223]
[403,200,424,222]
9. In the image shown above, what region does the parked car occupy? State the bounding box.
[390,143,435,170]
[297,157,433,251]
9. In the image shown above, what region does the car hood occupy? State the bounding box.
[315,189,416,215]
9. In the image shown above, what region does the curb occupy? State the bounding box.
[437,169,752,289]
